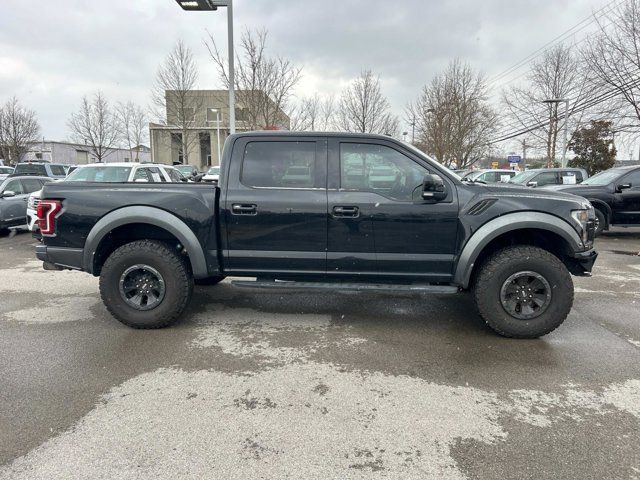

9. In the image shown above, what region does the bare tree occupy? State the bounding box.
[583,0,640,133]
[0,97,41,165]
[116,101,148,161]
[152,40,202,164]
[290,93,336,131]
[337,70,399,135]
[205,28,301,129]
[411,60,498,168]
[501,44,596,164]
[68,92,120,162]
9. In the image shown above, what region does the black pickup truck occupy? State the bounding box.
[35,132,597,338]
[544,165,640,235]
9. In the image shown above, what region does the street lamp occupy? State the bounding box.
[542,98,569,168]
[209,108,222,165]
[175,0,236,134]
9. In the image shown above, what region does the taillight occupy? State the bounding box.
[37,200,62,236]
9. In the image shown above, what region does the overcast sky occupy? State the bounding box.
[0,0,612,151]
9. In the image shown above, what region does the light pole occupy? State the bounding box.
[210,108,222,165]
[175,0,236,134]
[542,98,569,168]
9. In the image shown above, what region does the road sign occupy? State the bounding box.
[491,161,499,168]
[507,155,522,163]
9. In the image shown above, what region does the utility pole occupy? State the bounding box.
[520,138,527,171]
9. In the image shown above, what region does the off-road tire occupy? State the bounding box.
[594,208,606,237]
[195,275,226,286]
[473,245,573,338]
[99,240,193,329]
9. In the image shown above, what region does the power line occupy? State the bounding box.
[488,77,640,144]
[488,0,622,87]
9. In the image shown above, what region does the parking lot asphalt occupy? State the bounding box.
[0,228,639,479]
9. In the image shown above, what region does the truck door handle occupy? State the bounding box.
[332,205,359,218]
[232,203,257,215]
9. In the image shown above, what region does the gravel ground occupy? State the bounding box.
[0,227,639,479]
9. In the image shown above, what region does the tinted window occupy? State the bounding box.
[532,172,559,186]
[340,143,428,202]
[0,167,13,174]
[133,168,153,182]
[3,179,24,194]
[241,141,320,188]
[49,165,66,176]
[166,168,183,182]
[13,164,47,176]
[21,178,44,193]
[621,170,640,187]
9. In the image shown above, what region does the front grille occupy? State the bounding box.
[30,198,41,209]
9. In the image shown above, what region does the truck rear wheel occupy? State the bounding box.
[99,240,193,329]
[473,246,573,338]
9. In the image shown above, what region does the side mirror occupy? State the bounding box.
[527,181,538,188]
[616,183,632,192]
[422,174,447,201]
[1,191,16,198]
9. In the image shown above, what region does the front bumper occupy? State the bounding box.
[568,248,598,276]
[36,245,84,271]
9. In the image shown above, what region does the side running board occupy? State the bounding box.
[230,280,459,294]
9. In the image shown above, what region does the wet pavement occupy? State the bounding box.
[0,227,639,479]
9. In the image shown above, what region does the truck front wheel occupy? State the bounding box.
[99,240,193,328]
[473,246,574,338]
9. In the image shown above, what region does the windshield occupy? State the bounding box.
[207,166,220,175]
[66,166,133,182]
[509,171,537,184]
[13,163,47,176]
[175,165,193,174]
[581,169,625,186]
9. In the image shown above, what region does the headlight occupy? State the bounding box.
[27,196,35,209]
[571,208,593,245]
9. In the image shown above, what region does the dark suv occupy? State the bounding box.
[548,165,640,235]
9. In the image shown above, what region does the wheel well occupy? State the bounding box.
[92,223,187,276]
[468,228,577,286]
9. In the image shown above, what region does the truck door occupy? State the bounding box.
[327,138,459,282]
[615,169,640,224]
[223,136,328,276]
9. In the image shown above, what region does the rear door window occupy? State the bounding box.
[21,178,44,193]
[49,165,67,176]
[241,141,321,188]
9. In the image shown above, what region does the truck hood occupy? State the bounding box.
[461,181,592,210]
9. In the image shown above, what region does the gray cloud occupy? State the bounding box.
[0,0,607,142]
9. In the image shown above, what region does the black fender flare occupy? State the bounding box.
[453,212,583,289]
[83,206,208,278]
[587,199,612,225]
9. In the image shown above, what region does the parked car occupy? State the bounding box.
[509,168,588,188]
[11,161,68,179]
[202,166,220,183]
[0,176,51,234]
[26,163,188,235]
[36,132,597,338]
[464,169,517,183]
[0,166,14,181]
[544,165,640,235]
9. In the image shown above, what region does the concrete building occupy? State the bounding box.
[149,90,290,170]
[23,141,151,165]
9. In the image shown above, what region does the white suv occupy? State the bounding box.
[27,163,187,233]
